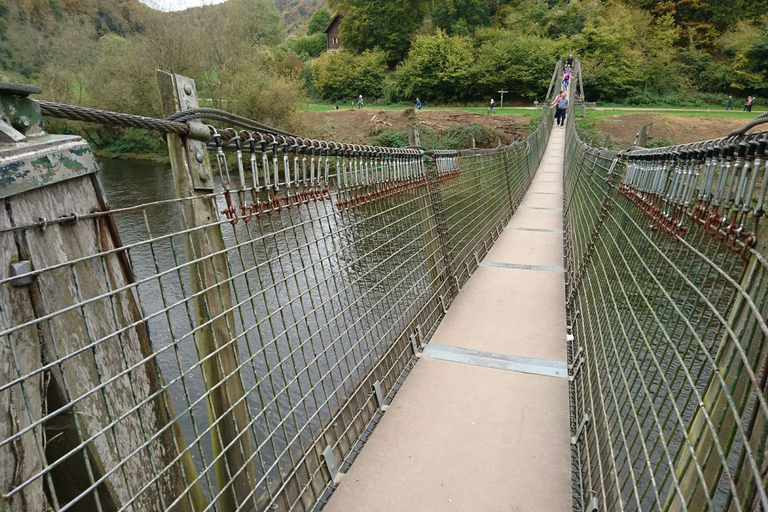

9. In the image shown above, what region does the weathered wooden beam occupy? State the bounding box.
[669,222,768,511]
[157,70,256,511]
[0,126,203,510]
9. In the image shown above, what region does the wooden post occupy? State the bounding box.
[668,221,768,511]
[576,60,586,119]
[157,70,256,511]
[545,59,562,103]
[1,81,204,511]
[635,123,652,147]
[406,124,421,148]
[498,90,508,109]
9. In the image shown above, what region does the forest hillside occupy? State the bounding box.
[1,0,766,145]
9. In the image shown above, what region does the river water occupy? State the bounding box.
[95,156,436,498]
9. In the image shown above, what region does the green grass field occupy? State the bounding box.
[306,102,763,120]
[583,107,761,120]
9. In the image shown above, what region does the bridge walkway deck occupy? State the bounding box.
[325,126,571,511]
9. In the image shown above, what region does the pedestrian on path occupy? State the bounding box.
[416,98,422,110]
[744,96,754,112]
[358,94,364,108]
[725,95,733,110]
[552,92,568,127]
[490,98,495,113]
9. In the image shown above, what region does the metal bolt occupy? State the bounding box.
[10,260,33,286]
[184,84,193,96]
[199,170,210,183]
[19,116,30,127]
[195,151,204,163]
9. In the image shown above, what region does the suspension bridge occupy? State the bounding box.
[0,61,766,512]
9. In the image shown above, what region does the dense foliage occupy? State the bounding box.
[312,0,768,105]
[370,123,500,150]
[1,0,767,149]
[0,0,307,149]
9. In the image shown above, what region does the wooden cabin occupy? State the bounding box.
[324,15,343,53]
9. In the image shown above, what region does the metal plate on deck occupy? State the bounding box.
[422,343,567,378]
[504,226,563,233]
[481,261,564,272]
[518,205,563,211]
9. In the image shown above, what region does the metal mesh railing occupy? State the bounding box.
[0,92,552,510]
[564,102,768,510]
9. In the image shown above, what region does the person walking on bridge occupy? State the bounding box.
[561,70,571,91]
[552,92,568,127]
[566,54,574,67]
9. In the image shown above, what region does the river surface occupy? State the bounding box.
[95,156,435,498]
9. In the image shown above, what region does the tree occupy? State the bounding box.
[310,49,387,100]
[623,0,768,43]
[472,30,565,99]
[290,32,327,59]
[432,0,491,36]
[328,0,430,63]
[225,0,284,47]
[571,3,647,101]
[307,8,332,35]
[390,31,476,102]
[718,21,768,93]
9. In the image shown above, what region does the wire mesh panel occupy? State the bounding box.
[565,117,768,511]
[445,111,553,289]
[0,99,553,510]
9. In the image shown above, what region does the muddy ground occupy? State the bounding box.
[298,108,529,145]
[588,112,753,148]
[298,109,755,149]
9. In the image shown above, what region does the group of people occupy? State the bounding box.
[724,95,756,112]
[562,54,574,91]
[552,54,575,127]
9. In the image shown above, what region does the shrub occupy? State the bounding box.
[369,124,501,150]
[389,30,476,102]
[310,50,388,101]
